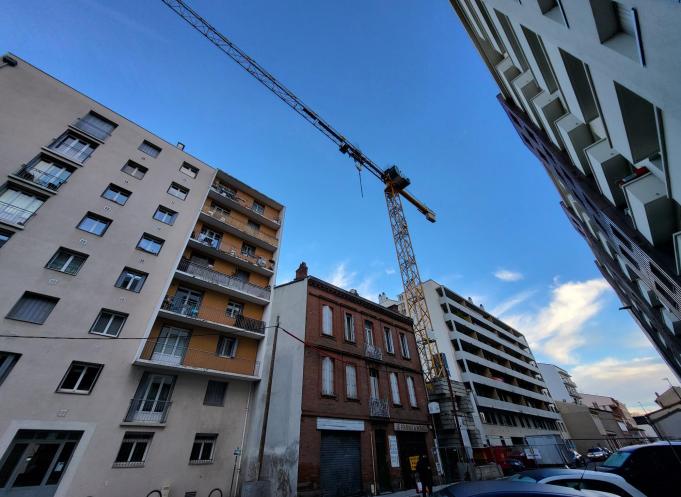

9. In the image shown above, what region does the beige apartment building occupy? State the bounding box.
[0,54,283,497]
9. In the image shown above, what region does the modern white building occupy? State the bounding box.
[449,0,681,381]
[538,363,583,405]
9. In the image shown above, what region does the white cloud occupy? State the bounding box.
[490,289,536,317]
[327,262,355,288]
[494,269,524,282]
[325,262,379,302]
[571,356,676,412]
[504,278,611,364]
[385,267,396,275]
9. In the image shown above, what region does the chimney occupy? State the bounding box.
[295,262,308,280]
[349,289,359,296]
[176,142,185,151]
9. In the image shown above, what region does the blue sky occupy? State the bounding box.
[2,0,677,411]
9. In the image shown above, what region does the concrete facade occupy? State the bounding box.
[0,55,283,497]
[449,0,681,381]
[538,363,582,405]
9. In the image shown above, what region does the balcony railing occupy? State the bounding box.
[369,398,390,418]
[15,164,70,191]
[0,201,37,226]
[202,207,279,246]
[177,258,271,300]
[364,343,383,361]
[72,117,113,141]
[160,296,266,334]
[191,235,274,271]
[210,184,281,225]
[124,398,172,424]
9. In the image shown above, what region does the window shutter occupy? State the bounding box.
[390,373,401,405]
[345,365,357,398]
[7,293,58,324]
[322,357,334,395]
[322,305,333,335]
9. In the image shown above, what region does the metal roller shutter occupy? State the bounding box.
[320,432,362,497]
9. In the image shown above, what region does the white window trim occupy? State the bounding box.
[407,376,418,407]
[57,363,101,394]
[90,311,125,337]
[217,337,238,358]
[190,435,217,464]
[322,305,333,336]
[384,327,394,354]
[390,372,401,405]
[322,357,334,396]
[399,332,411,359]
[345,364,358,399]
[344,313,355,342]
[114,436,151,467]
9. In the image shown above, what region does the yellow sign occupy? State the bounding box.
[409,455,419,471]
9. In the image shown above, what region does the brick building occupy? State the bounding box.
[262,263,434,497]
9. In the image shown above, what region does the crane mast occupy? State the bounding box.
[160,0,445,381]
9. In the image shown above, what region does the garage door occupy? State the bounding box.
[320,431,362,497]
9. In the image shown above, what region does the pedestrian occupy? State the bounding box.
[416,454,433,496]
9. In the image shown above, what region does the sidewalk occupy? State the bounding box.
[383,483,453,497]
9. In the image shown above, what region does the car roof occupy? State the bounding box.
[615,441,681,452]
[518,469,623,480]
[439,481,589,496]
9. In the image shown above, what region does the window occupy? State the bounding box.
[369,369,379,399]
[251,201,265,215]
[322,305,333,336]
[102,184,131,205]
[6,292,58,324]
[137,233,164,255]
[0,230,11,248]
[190,434,217,464]
[45,247,88,275]
[590,1,641,62]
[74,111,116,140]
[114,432,153,467]
[17,156,72,191]
[57,362,103,394]
[204,380,228,406]
[77,212,111,236]
[115,268,147,292]
[241,242,256,257]
[50,133,94,162]
[345,364,357,399]
[198,227,222,249]
[406,376,418,407]
[214,183,237,199]
[216,336,237,358]
[180,162,199,178]
[168,182,189,200]
[138,140,161,158]
[90,309,127,337]
[121,161,147,180]
[153,205,177,225]
[344,313,355,342]
[364,321,374,346]
[209,202,230,217]
[384,327,394,354]
[614,82,659,163]
[321,357,334,396]
[390,372,401,405]
[226,301,243,318]
[0,352,20,386]
[247,220,260,232]
[399,332,411,359]
[0,187,44,226]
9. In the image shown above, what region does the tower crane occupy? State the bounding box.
[159,0,446,384]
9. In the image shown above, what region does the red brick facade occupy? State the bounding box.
[297,277,434,495]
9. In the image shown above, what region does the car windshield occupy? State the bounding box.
[508,474,538,482]
[602,451,630,467]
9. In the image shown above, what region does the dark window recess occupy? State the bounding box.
[216,336,237,358]
[49,133,95,163]
[189,434,217,463]
[6,292,58,324]
[233,269,249,282]
[57,362,103,394]
[204,380,228,406]
[654,282,677,310]
[241,243,256,257]
[137,234,164,255]
[610,225,633,250]
[77,212,112,236]
[649,263,677,294]
[251,201,265,215]
[180,162,199,178]
[115,268,147,292]
[0,351,21,385]
[138,140,161,158]
[121,161,147,180]
[46,248,88,275]
[74,112,116,140]
[153,206,177,225]
[114,432,153,466]
[619,247,640,270]
[90,309,128,337]
[247,220,260,231]
[102,184,131,206]
[0,230,11,248]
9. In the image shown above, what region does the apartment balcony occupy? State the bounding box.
[475,396,562,420]
[455,333,539,373]
[556,113,596,175]
[11,163,71,193]
[159,296,266,340]
[662,307,681,336]
[0,201,37,227]
[364,343,383,361]
[531,91,566,149]
[199,208,278,252]
[463,372,553,404]
[208,185,281,230]
[454,350,545,388]
[136,338,261,381]
[124,398,172,424]
[175,258,271,305]
[188,235,273,276]
[446,311,532,360]
[71,117,112,142]
[622,172,675,246]
[511,71,542,128]
[585,139,630,208]
[369,398,390,418]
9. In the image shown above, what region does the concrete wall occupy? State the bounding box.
[538,363,574,404]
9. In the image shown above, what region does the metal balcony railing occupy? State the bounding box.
[15,164,70,191]
[191,235,274,271]
[125,398,172,423]
[160,296,266,334]
[210,184,281,225]
[369,398,390,418]
[177,258,271,300]
[364,343,383,361]
[0,201,37,226]
[202,207,279,246]
[72,117,113,141]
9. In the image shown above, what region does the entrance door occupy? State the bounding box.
[131,374,174,423]
[374,429,392,492]
[173,287,203,316]
[152,326,189,365]
[319,432,362,497]
[0,430,82,497]
[396,432,429,490]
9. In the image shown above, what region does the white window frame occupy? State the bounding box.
[46,248,87,275]
[102,184,130,205]
[216,336,238,358]
[384,327,394,354]
[345,364,357,399]
[167,182,189,200]
[51,134,94,162]
[390,372,401,405]
[365,321,374,346]
[153,206,177,225]
[121,161,147,179]
[321,356,334,396]
[322,305,333,336]
[399,332,411,359]
[57,362,103,394]
[180,162,199,179]
[90,309,127,337]
[406,376,418,407]
[114,433,152,467]
[344,313,355,342]
[137,234,164,255]
[189,434,217,464]
[116,269,146,292]
[78,213,110,236]
[226,301,243,318]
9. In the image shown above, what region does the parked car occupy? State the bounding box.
[596,441,681,497]
[500,458,525,475]
[434,480,619,496]
[567,449,586,467]
[508,468,645,497]
[586,447,609,462]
